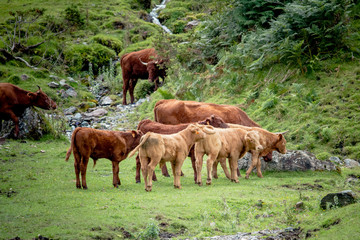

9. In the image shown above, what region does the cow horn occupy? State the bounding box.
[139,58,148,66]
[37,85,41,90]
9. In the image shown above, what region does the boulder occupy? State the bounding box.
[65,88,77,98]
[238,150,336,172]
[21,74,29,81]
[63,106,77,115]
[320,190,356,209]
[48,81,60,88]
[344,159,360,168]
[185,20,200,31]
[83,108,108,118]
[100,96,113,106]
[0,108,50,139]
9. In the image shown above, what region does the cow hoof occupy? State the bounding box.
[245,176,249,180]
[206,182,212,185]
[163,174,170,177]
[197,182,203,186]
[213,176,218,179]
[76,185,81,189]
[82,187,88,190]
[174,185,182,189]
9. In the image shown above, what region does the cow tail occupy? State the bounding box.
[128,132,151,158]
[65,128,81,162]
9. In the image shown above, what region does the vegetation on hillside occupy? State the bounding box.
[0,0,360,238]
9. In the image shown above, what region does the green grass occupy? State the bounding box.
[0,137,359,239]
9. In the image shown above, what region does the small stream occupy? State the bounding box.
[149,0,172,34]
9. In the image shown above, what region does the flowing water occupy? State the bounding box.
[149,0,172,34]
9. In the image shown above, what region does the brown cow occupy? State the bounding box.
[0,83,57,138]
[195,128,263,185]
[220,124,287,179]
[153,99,272,162]
[121,48,167,105]
[135,115,229,183]
[65,127,143,189]
[128,124,214,191]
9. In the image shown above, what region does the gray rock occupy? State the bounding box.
[238,150,336,172]
[21,74,29,81]
[63,106,77,115]
[48,81,60,88]
[49,75,60,81]
[84,108,108,118]
[81,121,90,127]
[65,88,77,98]
[59,79,67,87]
[0,108,49,139]
[100,96,113,106]
[73,113,83,121]
[185,20,200,31]
[344,159,360,168]
[329,156,342,165]
[320,190,356,209]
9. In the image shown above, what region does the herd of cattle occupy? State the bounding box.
[65,99,287,192]
[0,48,287,192]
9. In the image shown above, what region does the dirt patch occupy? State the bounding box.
[281,183,323,191]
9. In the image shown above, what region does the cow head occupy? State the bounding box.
[130,130,143,149]
[139,58,167,83]
[274,133,287,154]
[198,115,229,128]
[187,124,207,141]
[245,131,263,151]
[28,86,57,110]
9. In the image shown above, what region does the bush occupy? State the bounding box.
[64,43,116,74]
[92,34,123,54]
[135,81,155,99]
[64,4,85,27]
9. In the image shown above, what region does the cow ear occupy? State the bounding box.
[27,92,36,101]
[278,134,283,141]
[131,130,137,138]
[206,119,210,125]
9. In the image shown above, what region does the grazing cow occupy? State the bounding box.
[65,127,143,189]
[121,48,167,105]
[224,124,287,179]
[153,99,272,162]
[195,128,263,185]
[0,83,57,138]
[135,115,229,183]
[128,124,214,191]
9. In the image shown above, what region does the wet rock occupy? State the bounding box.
[295,201,304,211]
[238,150,336,172]
[73,113,83,121]
[48,81,60,88]
[63,106,77,115]
[344,159,360,168]
[59,79,67,87]
[320,190,356,210]
[0,108,50,139]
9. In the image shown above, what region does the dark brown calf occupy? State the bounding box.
[135,115,229,183]
[65,127,143,189]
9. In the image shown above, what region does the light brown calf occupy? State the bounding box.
[195,128,263,185]
[128,124,214,191]
[65,127,143,189]
[226,124,287,179]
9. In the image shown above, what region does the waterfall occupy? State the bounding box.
[149,0,172,34]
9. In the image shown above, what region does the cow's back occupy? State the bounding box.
[121,48,156,79]
[154,99,260,127]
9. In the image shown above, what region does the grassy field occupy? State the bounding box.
[0,137,359,239]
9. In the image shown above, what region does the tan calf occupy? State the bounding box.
[227,124,287,179]
[128,124,215,191]
[195,128,263,185]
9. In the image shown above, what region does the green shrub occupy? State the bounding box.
[92,34,123,53]
[316,152,331,161]
[64,4,85,27]
[64,43,116,74]
[7,75,21,84]
[138,222,160,240]
[135,81,154,99]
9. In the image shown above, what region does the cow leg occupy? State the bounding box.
[189,148,197,182]
[229,156,239,183]
[161,164,170,177]
[112,161,121,188]
[245,153,259,179]
[73,152,82,189]
[135,154,141,183]
[6,110,19,138]
[255,154,263,178]
[172,161,183,189]
[122,80,129,105]
[237,168,241,178]
[206,154,217,185]
[146,158,159,192]
[80,157,89,189]
[140,157,149,191]
[212,160,219,179]
[129,79,137,104]
[219,157,231,179]
[194,151,205,185]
